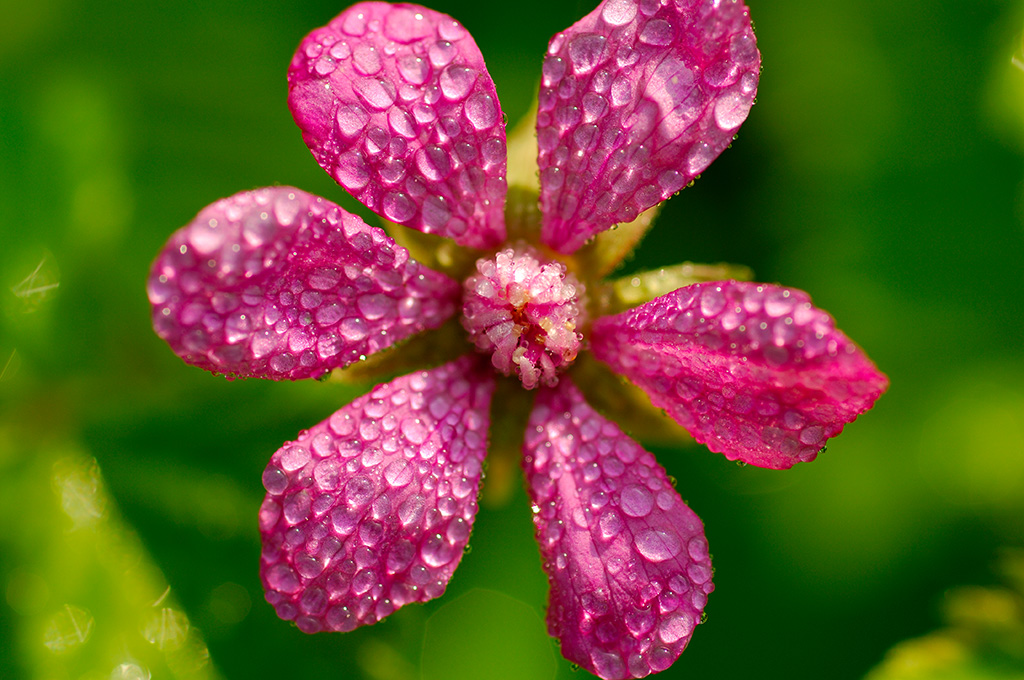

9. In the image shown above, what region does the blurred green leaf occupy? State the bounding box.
[0,436,221,679]
[865,551,1024,680]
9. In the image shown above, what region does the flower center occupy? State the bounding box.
[461,247,585,389]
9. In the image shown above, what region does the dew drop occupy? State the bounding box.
[387,539,416,572]
[334,152,371,190]
[420,533,455,567]
[341,10,368,36]
[335,103,369,136]
[581,92,609,122]
[599,510,623,539]
[620,484,654,517]
[278,446,309,473]
[639,18,673,46]
[700,286,726,317]
[383,458,413,488]
[428,40,456,67]
[542,55,566,85]
[400,417,429,444]
[714,89,753,130]
[387,108,416,139]
[658,613,694,644]
[464,92,498,130]
[567,33,606,74]
[266,563,301,593]
[685,141,713,176]
[329,41,351,60]
[601,0,638,25]
[314,458,342,490]
[359,519,384,545]
[357,294,393,321]
[421,194,451,229]
[354,78,396,110]
[345,475,375,507]
[635,528,682,562]
[687,562,711,584]
[687,536,709,561]
[415,145,452,181]
[439,65,477,101]
[383,192,416,222]
[383,7,432,43]
[611,74,632,106]
[398,54,430,85]
[352,44,382,75]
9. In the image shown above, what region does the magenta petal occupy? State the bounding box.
[523,378,712,680]
[537,0,760,253]
[259,355,494,632]
[590,281,889,469]
[288,2,507,249]
[148,187,459,380]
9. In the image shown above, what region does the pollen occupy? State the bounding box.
[461,247,585,389]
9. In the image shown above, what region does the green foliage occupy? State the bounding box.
[0,435,219,679]
[867,551,1024,680]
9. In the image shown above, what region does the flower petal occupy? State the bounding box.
[590,281,889,469]
[259,355,494,632]
[537,0,760,253]
[148,187,459,380]
[523,377,713,680]
[289,2,507,249]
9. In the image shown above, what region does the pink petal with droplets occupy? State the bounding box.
[259,355,494,632]
[524,378,713,680]
[590,281,889,469]
[148,186,459,380]
[537,0,760,253]
[289,2,507,249]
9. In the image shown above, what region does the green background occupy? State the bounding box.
[2,0,1023,678]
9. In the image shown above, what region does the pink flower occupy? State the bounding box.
[147,1,888,678]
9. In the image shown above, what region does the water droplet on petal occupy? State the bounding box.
[700,286,726,317]
[464,92,498,130]
[263,466,288,494]
[398,495,426,526]
[383,6,433,43]
[383,458,413,488]
[345,475,375,507]
[340,316,368,341]
[602,0,638,25]
[415,145,452,181]
[622,485,656,520]
[341,10,367,36]
[352,44,382,75]
[639,18,674,46]
[383,192,416,222]
[635,528,682,562]
[398,54,430,85]
[280,446,310,472]
[334,151,370,190]
[336,104,370,139]
[658,612,694,644]
[357,294,394,321]
[439,65,477,101]
[542,55,566,85]
[387,107,416,138]
[567,33,606,74]
[354,78,396,110]
[420,533,455,567]
[714,89,753,130]
[400,417,429,444]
